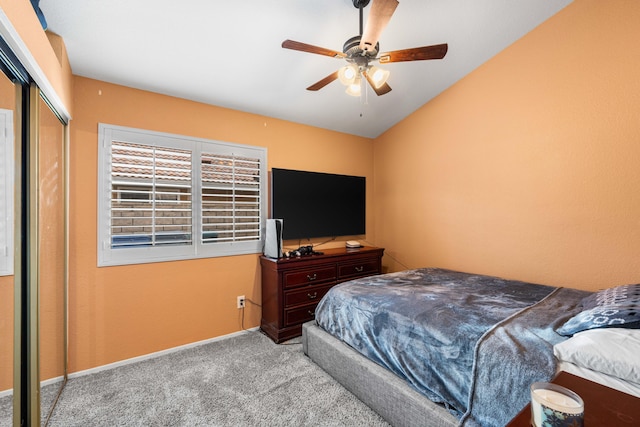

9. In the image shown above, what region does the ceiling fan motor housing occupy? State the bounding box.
[352,0,371,9]
[343,35,379,70]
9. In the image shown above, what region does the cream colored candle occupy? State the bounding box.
[530,382,584,427]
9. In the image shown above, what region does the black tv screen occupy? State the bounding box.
[271,168,366,240]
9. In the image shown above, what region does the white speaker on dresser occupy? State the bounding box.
[264,219,283,259]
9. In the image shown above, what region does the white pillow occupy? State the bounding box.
[554,328,640,384]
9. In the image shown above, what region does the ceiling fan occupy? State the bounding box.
[282,0,448,97]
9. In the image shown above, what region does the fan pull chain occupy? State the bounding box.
[363,77,369,106]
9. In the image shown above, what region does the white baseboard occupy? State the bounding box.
[68,327,259,380]
[1,375,66,399]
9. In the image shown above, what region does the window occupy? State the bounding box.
[0,109,14,275]
[98,124,267,266]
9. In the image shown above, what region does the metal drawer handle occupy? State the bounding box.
[307,292,318,299]
[307,273,317,281]
[308,310,315,316]
[355,266,364,272]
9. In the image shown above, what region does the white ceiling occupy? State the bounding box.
[41,0,572,138]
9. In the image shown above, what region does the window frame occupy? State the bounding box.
[97,123,267,267]
[0,108,14,276]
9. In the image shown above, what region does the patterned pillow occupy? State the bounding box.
[558,284,640,336]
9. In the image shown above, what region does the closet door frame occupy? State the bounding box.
[1,17,70,426]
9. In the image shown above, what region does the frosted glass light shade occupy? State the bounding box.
[338,65,358,85]
[346,78,362,97]
[369,66,390,88]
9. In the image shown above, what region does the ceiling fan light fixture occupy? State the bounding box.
[369,66,390,89]
[346,76,362,97]
[282,0,448,98]
[338,65,358,85]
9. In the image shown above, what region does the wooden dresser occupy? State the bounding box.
[260,246,384,343]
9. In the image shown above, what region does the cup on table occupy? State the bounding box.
[530,382,584,427]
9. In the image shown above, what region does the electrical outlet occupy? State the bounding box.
[237,295,245,309]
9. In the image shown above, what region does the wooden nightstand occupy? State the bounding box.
[506,371,640,426]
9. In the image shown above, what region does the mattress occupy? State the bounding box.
[557,362,640,398]
[314,268,589,426]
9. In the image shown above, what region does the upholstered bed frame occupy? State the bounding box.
[302,321,457,427]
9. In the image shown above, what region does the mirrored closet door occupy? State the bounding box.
[0,35,68,426]
[0,53,17,427]
[35,88,67,425]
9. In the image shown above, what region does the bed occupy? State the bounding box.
[302,268,640,427]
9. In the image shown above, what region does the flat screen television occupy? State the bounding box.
[271,168,366,240]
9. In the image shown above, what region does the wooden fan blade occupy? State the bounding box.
[359,0,399,52]
[362,70,392,96]
[306,71,340,91]
[282,39,345,58]
[379,43,448,63]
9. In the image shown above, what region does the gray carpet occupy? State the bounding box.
[0,395,9,427]
[3,331,390,426]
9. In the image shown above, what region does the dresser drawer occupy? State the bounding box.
[284,303,318,326]
[284,283,333,308]
[283,265,336,289]
[337,258,380,280]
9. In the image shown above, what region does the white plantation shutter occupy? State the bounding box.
[111,141,193,248]
[0,109,13,275]
[98,124,266,266]
[201,153,261,244]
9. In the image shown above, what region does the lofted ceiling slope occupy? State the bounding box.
[41,0,572,138]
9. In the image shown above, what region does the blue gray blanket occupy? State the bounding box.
[315,268,589,426]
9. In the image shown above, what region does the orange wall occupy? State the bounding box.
[69,76,374,372]
[373,0,640,290]
[0,0,73,115]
